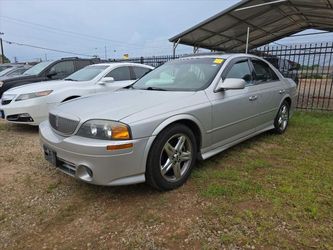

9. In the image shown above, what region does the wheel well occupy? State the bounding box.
[167,119,202,151]
[62,96,80,102]
[284,97,291,107]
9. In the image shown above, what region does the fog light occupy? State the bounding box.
[76,165,93,182]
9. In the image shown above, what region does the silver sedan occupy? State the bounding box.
[40,54,297,190]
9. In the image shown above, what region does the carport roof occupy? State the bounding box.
[169,0,333,52]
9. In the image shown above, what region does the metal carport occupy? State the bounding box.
[169,0,333,53]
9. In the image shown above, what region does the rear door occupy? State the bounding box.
[207,58,260,147]
[249,58,286,130]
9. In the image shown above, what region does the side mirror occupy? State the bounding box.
[47,70,57,78]
[98,77,115,85]
[216,78,246,92]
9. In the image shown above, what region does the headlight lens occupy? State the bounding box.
[76,120,131,140]
[2,93,16,101]
[16,90,53,101]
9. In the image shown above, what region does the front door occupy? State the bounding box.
[207,58,260,148]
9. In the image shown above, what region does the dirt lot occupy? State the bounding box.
[0,112,333,249]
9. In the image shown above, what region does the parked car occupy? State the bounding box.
[39,54,297,190]
[0,65,32,80]
[0,63,153,125]
[0,63,19,72]
[264,57,299,84]
[0,57,101,98]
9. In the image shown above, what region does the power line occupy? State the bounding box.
[0,15,173,50]
[3,39,95,57]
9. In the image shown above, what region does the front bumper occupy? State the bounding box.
[39,121,152,186]
[1,99,56,125]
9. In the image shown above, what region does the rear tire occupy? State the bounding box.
[145,124,197,191]
[274,100,290,134]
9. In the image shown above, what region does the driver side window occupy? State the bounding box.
[49,61,75,79]
[225,60,253,85]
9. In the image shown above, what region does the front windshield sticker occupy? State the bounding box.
[213,58,224,64]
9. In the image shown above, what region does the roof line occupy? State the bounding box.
[168,0,251,42]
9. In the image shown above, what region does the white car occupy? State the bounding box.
[0,63,153,125]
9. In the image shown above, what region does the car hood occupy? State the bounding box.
[5,80,71,95]
[51,89,197,122]
[1,74,37,83]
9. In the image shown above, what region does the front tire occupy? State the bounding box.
[145,124,197,191]
[274,100,290,134]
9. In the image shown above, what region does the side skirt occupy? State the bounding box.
[200,125,274,160]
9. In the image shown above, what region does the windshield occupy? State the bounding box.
[23,61,54,76]
[132,58,224,91]
[0,65,12,72]
[0,67,15,76]
[65,65,109,81]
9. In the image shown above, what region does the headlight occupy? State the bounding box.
[0,81,4,88]
[76,120,131,140]
[16,90,53,101]
[2,94,16,101]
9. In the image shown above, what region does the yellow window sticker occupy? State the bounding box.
[213,58,224,64]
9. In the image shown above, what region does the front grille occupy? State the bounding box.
[49,113,79,135]
[1,99,12,105]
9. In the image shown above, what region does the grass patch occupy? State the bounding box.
[192,111,333,248]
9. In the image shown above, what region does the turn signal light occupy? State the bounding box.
[106,143,133,151]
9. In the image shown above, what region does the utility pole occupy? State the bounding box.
[0,32,4,64]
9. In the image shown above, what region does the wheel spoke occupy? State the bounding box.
[173,162,181,179]
[278,117,283,125]
[180,151,191,162]
[164,142,175,157]
[161,158,173,175]
[175,136,186,151]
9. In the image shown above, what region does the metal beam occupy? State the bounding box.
[198,27,254,48]
[193,7,279,45]
[231,28,305,51]
[227,22,306,51]
[172,39,180,58]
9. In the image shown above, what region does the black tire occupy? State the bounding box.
[274,100,290,134]
[145,124,197,191]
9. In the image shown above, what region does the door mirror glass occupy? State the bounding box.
[98,77,115,85]
[216,78,246,91]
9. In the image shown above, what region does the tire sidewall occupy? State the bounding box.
[146,124,197,190]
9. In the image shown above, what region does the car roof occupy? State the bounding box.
[89,62,154,68]
[179,53,260,60]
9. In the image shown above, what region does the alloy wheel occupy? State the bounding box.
[159,133,193,182]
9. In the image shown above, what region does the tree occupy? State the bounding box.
[1,54,10,63]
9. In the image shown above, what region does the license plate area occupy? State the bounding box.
[43,145,58,166]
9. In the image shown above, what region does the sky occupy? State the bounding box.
[0,0,332,63]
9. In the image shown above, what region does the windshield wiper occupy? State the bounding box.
[64,78,77,81]
[145,87,167,91]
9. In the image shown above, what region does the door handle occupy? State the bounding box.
[249,95,258,101]
[279,89,286,94]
